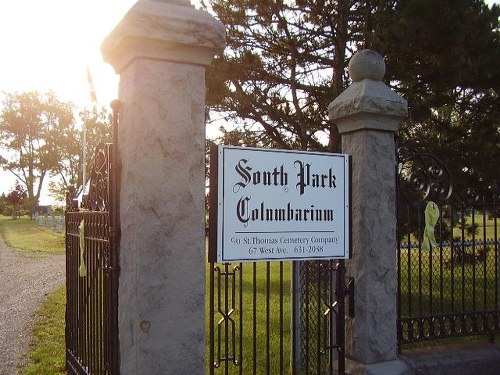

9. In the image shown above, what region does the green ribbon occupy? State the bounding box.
[79,219,87,277]
[422,201,439,252]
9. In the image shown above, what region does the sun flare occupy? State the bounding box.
[0,0,137,108]
[0,0,138,197]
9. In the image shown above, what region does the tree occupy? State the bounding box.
[48,106,112,201]
[6,180,27,218]
[204,0,372,151]
[0,91,76,205]
[205,0,499,191]
[0,193,7,216]
[369,0,500,196]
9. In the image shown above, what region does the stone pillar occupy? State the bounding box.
[328,50,408,374]
[101,1,225,374]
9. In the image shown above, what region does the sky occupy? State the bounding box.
[0,0,498,204]
[0,1,138,109]
[0,1,200,203]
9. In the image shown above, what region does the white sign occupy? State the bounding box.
[214,145,350,262]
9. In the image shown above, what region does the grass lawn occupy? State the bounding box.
[2,212,496,374]
[22,286,66,375]
[0,216,65,254]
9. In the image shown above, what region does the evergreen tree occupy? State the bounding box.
[205,0,499,191]
[204,0,370,151]
[370,0,500,196]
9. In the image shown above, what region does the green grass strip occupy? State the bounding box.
[22,285,66,375]
[0,216,64,254]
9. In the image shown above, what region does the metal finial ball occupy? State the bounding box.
[348,49,386,82]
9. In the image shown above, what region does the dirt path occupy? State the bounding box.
[0,240,65,375]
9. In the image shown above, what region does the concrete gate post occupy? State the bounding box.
[329,50,409,374]
[101,1,225,374]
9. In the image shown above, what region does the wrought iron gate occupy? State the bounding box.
[207,258,350,375]
[65,102,121,374]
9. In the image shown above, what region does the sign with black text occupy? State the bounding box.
[212,145,350,262]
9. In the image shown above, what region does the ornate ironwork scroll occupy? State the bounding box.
[81,143,111,211]
[66,186,79,212]
[397,145,453,204]
[397,145,499,204]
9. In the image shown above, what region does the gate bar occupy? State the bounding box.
[109,99,121,374]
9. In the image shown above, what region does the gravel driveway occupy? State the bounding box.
[0,239,65,375]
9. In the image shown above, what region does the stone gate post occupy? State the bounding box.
[329,50,408,374]
[101,1,225,374]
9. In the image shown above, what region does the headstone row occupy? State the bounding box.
[35,213,65,233]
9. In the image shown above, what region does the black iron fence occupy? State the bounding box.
[65,101,121,375]
[208,261,291,375]
[396,146,499,349]
[207,258,349,375]
[65,143,119,375]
